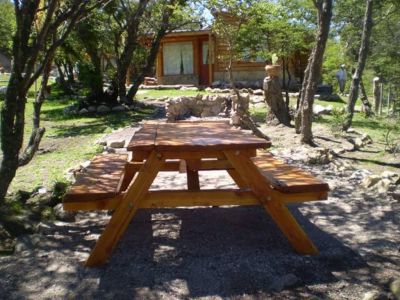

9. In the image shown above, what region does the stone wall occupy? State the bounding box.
[165,94,232,122]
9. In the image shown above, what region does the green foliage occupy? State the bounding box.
[77,62,103,96]
[0,0,15,55]
[329,107,347,134]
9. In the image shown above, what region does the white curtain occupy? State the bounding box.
[163,42,193,75]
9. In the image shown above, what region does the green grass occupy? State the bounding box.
[0,73,9,87]
[7,89,156,193]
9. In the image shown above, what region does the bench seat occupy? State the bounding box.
[252,154,329,194]
[63,154,128,206]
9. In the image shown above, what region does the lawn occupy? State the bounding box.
[2,85,399,193]
[6,91,156,194]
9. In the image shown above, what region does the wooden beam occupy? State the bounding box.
[224,150,319,255]
[126,159,233,173]
[63,189,328,212]
[85,151,164,267]
[141,189,258,207]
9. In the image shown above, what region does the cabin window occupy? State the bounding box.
[163,42,194,75]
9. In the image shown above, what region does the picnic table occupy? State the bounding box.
[63,121,329,267]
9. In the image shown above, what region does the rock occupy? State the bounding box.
[381,171,400,184]
[26,192,53,209]
[388,191,400,201]
[362,290,388,300]
[37,221,54,235]
[53,203,76,222]
[0,86,7,95]
[253,89,264,96]
[269,274,299,292]
[180,86,198,91]
[15,234,42,253]
[361,133,373,145]
[79,108,89,115]
[354,137,364,149]
[349,169,371,181]
[313,104,333,116]
[111,105,127,112]
[80,160,91,169]
[87,105,97,113]
[362,175,382,188]
[107,140,125,148]
[376,178,393,194]
[390,278,400,299]
[97,105,111,113]
[0,225,16,254]
[307,148,332,165]
[1,214,36,236]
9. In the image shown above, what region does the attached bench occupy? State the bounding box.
[63,154,128,211]
[252,153,329,201]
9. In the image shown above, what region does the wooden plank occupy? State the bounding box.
[155,123,270,151]
[127,159,232,173]
[126,124,158,151]
[252,154,330,194]
[63,189,328,211]
[63,154,128,202]
[142,189,258,207]
[85,151,164,267]
[186,159,200,191]
[224,150,319,255]
[162,149,257,159]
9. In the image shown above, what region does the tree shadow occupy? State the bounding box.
[93,204,369,298]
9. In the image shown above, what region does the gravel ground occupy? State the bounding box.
[0,124,399,299]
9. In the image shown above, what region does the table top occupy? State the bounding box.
[127,122,271,152]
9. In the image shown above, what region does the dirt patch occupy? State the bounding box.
[0,122,399,299]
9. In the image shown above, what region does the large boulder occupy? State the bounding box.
[97,105,111,113]
[313,104,333,116]
[111,105,127,112]
[362,175,382,188]
[53,203,76,222]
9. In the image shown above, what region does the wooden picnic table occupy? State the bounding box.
[63,121,329,267]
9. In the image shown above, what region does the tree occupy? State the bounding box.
[0,0,108,204]
[209,0,269,139]
[342,0,374,130]
[295,0,333,144]
[106,0,195,103]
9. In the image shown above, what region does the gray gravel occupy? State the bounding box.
[1,130,399,299]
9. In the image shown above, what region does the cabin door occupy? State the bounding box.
[199,40,209,85]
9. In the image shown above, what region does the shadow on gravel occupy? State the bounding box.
[91,205,367,298]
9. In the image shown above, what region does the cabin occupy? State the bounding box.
[155,23,309,88]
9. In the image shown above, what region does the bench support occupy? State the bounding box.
[224,150,318,255]
[85,151,165,267]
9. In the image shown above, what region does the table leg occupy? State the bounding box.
[223,150,318,255]
[186,159,200,191]
[85,151,164,267]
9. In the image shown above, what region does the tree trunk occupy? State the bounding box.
[373,77,381,114]
[115,0,149,103]
[226,50,269,140]
[0,72,27,203]
[359,78,372,117]
[18,57,54,167]
[263,75,291,126]
[285,58,292,110]
[342,0,374,130]
[295,0,333,144]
